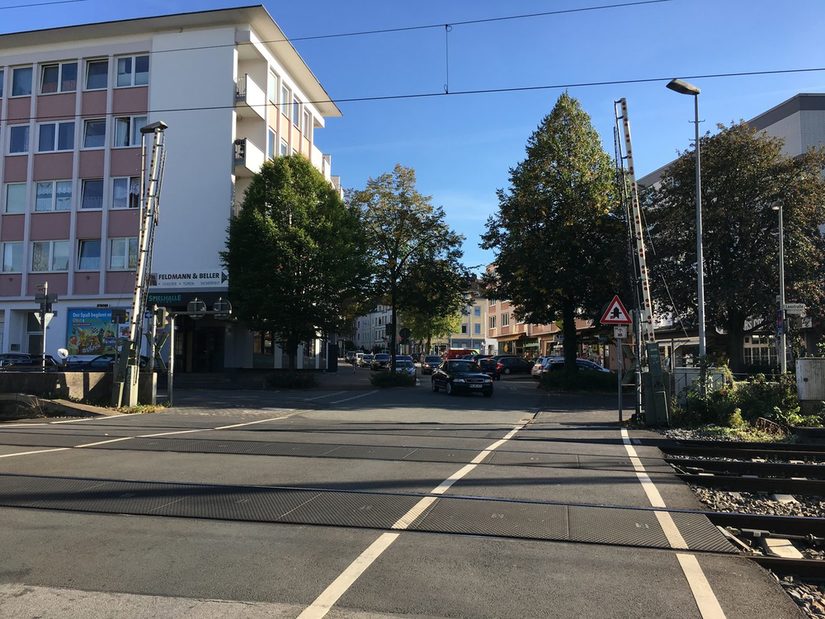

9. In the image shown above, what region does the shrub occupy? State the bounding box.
[266,371,317,389]
[370,372,416,388]
[539,369,616,392]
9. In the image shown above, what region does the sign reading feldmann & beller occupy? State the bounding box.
[150,270,228,288]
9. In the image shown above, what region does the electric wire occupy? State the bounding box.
[0,0,88,10]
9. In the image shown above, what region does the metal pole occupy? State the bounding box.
[148,305,158,405]
[778,204,787,373]
[693,93,707,394]
[168,314,175,406]
[617,336,623,423]
[41,281,48,372]
[634,309,642,417]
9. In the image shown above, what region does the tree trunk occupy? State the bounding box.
[425,333,432,355]
[562,300,577,374]
[285,338,299,371]
[726,315,746,373]
[390,281,397,372]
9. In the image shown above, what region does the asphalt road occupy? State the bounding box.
[0,377,803,618]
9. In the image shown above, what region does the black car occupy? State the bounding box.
[431,359,494,397]
[370,353,391,371]
[0,353,62,371]
[477,357,502,381]
[420,355,443,375]
[64,354,150,372]
[494,356,533,375]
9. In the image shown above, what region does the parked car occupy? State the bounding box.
[64,354,150,372]
[0,353,62,371]
[494,356,533,375]
[477,357,502,381]
[393,360,416,377]
[354,352,365,366]
[371,353,391,370]
[531,356,549,378]
[431,359,493,397]
[541,358,610,375]
[444,348,478,360]
[420,355,443,375]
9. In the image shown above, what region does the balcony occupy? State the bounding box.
[233,137,265,178]
[234,73,266,121]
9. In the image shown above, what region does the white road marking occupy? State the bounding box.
[213,413,299,430]
[328,391,378,405]
[303,391,347,402]
[138,429,211,438]
[0,447,69,459]
[621,428,725,618]
[75,437,134,448]
[298,421,527,619]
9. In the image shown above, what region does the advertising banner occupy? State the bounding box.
[66,308,128,355]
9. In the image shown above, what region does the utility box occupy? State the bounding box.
[797,358,825,413]
[643,371,670,426]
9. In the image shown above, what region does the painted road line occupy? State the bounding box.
[138,429,212,438]
[213,413,299,430]
[621,428,725,619]
[298,421,527,619]
[303,391,347,402]
[75,437,135,448]
[0,447,70,459]
[328,391,378,405]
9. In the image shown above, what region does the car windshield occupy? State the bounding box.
[396,361,413,368]
[448,361,480,373]
[375,354,389,360]
[425,356,442,363]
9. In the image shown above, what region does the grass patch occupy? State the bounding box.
[370,372,416,388]
[117,403,166,414]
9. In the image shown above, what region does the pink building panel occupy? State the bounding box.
[110,148,140,176]
[1,215,25,241]
[28,273,67,296]
[81,91,107,116]
[79,150,104,178]
[35,93,76,120]
[105,271,133,293]
[108,209,138,237]
[0,274,21,296]
[33,153,73,180]
[74,272,100,295]
[6,98,30,124]
[112,87,148,114]
[4,156,28,182]
[29,212,70,240]
[75,211,101,238]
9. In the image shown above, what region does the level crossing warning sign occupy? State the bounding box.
[600,295,632,325]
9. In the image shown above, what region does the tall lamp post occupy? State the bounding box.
[666,79,705,366]
[772,203,787,373]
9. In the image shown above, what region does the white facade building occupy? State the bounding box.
[0,6,341,371]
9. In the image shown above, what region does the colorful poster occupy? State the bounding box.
[66,308,128,355]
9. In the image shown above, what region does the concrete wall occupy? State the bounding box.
[0,371,154,405]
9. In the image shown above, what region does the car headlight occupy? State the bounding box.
[483,377,492,383]
[453,378,465,383]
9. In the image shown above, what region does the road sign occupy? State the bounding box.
[600,295,632,325]
[785,302,806,316]
[613,326,627,338]
[33,312,54,328]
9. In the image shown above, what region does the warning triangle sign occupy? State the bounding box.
[600,295,632,325]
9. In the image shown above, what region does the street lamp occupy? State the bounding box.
[666,78,705,365]
[772,203,787,373]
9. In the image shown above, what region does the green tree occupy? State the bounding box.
[222,156,367,370]
[482,93,625,372]
[349,165,465,370]
[647,122,825,371]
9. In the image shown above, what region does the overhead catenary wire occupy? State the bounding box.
[0,0,89,10]
[4,64,825,124]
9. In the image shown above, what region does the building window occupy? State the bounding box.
[35,181,72,212]
[292,95,301,126]
[501,313,510,326]
[489,316,496,329]
[5,183,26,213]
[116,55,149,87]
[0,69,4,97]
[37,121,74,152]
[83,119,106,148]
[11,67,32,96]
[40,61,77,94]
[85,59,108,90]
[77,239,101,271]
[267,70,278,103]
[474,306,481,317]
[8,125,29,154]
[1,242,22,272]
[280,84,290,115]
[461,324,468,334]
[302,110,312,137]
[32,240,69,272]
[109,237,138,270]
[112,177,140,209]
[279,138,288,156]
[267,129,276,160]
[81,179,104,209]
[113,116,147,147]
[474,323,481,335]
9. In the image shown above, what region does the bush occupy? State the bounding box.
[539,369,616,392]
[370,372,416,388]
[266,371,317,389]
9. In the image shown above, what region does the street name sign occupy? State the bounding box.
[600,295,632,325]
[785,303,806,316]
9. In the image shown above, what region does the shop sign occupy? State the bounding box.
[150,269,228,288]
[66,308,129,355]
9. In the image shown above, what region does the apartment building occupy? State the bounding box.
[353,306,394,352]
[430,296,488,353]
[0,6,341,371]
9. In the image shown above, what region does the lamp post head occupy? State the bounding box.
[140,120,168,134]
[666,79,701,96]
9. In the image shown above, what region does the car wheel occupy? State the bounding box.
[432,380,438,392]
[446,382,453,395]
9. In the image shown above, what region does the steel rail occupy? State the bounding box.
[669,457,825,480]
[679,473,825,495]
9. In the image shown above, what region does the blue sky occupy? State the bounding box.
[4,0,825,269]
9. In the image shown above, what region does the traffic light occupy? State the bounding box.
[155,307,169,329]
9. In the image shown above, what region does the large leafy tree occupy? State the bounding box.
[647,122,825,371]
[223,156,367,370]
[349,165,466,370]
[482,93,625,372]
